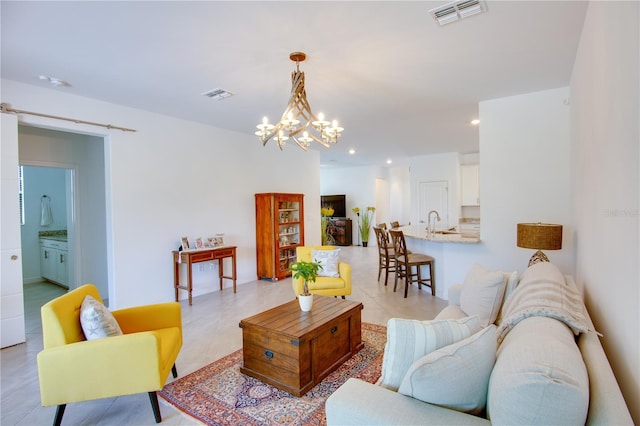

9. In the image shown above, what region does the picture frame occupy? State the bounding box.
[195,237,204,249]
[180,236,190,250]
[206,234,225,247]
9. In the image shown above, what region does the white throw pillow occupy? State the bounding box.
[312,248,340,277]
[80,295,123,340]
[378,316,482,391]
[460,263,507,327]
[398,325,497,415]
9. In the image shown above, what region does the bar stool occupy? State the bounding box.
[389,229,435,298]
[374,226,396,286]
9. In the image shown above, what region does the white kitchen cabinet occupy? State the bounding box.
[461,164,480,206]
[40,239,68,287]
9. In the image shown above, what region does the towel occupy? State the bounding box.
[40,195,53,226]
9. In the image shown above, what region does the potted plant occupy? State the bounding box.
[290,260,323,311]
[352,206,376,247]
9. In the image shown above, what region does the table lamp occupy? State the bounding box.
[517,223,563,267]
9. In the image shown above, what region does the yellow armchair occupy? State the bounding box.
[37,284,182,425]
[292,246,352,298]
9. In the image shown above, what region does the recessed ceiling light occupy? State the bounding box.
[471,119,480,125]
[386,159,392,164]
[349,149,355,154]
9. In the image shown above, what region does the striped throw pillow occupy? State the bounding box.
[379,316,482,391]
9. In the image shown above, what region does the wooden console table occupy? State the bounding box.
[172,246,237,305]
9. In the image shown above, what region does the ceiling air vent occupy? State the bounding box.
[201,88,234,100]
[429,0,487,26]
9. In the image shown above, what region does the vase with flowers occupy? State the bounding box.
[352,206,376,247]
[320,205,335,245]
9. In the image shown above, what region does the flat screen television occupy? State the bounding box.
[321,194,346,218]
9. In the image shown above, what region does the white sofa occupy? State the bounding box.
[326,262,632,425]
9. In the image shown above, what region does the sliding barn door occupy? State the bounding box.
[1,113,26,347]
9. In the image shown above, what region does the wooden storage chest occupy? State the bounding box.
[239,296,363,396]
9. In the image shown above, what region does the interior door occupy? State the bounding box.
[418,181,449,231]
[1,113,26,347]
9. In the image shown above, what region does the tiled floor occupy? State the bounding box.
[1,246,447,425]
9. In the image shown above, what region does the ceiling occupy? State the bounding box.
[0,1,588,167]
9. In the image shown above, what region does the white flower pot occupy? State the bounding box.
[298,294,314,312]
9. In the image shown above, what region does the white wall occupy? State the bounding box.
[2,79,321,308]
[389,166,411,225]
[478,87,574,275]
[570,1,639,420]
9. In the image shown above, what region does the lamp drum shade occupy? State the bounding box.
[517,223,563,250]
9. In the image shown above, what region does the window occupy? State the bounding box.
[19,166,25,225]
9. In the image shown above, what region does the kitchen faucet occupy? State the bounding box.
[427,210,441,237]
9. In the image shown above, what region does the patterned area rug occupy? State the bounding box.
[159,323,386,426]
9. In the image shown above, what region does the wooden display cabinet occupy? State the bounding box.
[255,193,305,281]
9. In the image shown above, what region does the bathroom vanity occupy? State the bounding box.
[39,231,68,288]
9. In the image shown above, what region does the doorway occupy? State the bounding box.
[20,165,74,288]
[17,125,109,328]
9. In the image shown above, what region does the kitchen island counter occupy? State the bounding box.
[400,225,480,244]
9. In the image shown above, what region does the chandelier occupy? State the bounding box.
[255,52,344,151]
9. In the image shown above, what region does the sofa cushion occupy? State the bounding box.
[312,248,340,277]
[487,316,589,425]
[379,316,482,391]
[398,325,497,415]
[80,295,123,340]
[460,264,507,327]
